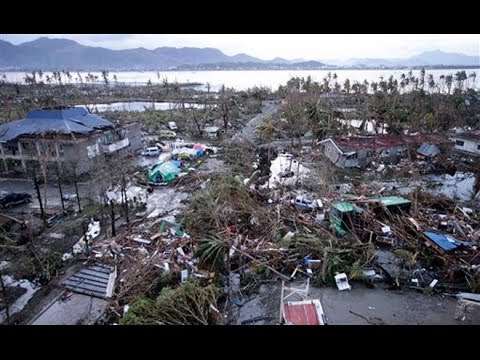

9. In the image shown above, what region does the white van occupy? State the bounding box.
[141,147,160,156]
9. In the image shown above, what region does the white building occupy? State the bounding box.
[451,130,480,156]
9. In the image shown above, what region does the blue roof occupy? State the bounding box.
[0,107,114,142]
[424,231,475,251]
[417,143,440,157]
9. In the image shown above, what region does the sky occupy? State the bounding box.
[1,34,479,61]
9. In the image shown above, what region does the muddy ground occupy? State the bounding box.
[230,281,480,325]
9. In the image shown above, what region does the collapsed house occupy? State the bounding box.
[319,134,450,169]
[0,106,142,175]
[329,196,412,236]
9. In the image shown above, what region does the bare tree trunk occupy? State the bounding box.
[55,163,65,212]
[110,200,116,237]
[72,167,81,213]
[32,171,46,226]
[41,162,48,212]
[121,175,129,225]
[0,270,10,324]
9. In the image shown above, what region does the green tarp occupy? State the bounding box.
[149,161,181,183]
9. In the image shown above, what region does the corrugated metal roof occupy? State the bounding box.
[0,107,114,142]
[330,133,449,153]
[332,201,364,213]
[452,131,480,142]
[417,143,440,157]
[370,196,411,207]
[283,300,325,325]
[62,263,116,299]
[423,231,475,251]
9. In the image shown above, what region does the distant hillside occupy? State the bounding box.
[0,37,478,71]
[329,50,479,67]
[0,37,316,71]
[0,37,265,70]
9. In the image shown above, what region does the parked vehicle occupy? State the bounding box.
[291,196,322,212]
[62,193,78,201]
[0,192,32,208]
[159,130,177,139]
[168,121,178,130]
[141,147,160,156]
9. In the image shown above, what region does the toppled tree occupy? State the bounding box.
[119,280,219,325]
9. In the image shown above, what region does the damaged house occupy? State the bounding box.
[319,134,450,169]
[451,130,480,156]
[0,106,142,175]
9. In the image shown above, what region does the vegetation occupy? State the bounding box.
[119,280,219,325]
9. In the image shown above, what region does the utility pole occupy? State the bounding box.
[110,200,116,237]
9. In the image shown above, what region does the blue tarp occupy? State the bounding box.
[424,231,476,251]
[0,107,114,142]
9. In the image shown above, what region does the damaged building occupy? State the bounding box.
[451,130,480,156]
[0,106,142,175]
[319,134,450,169]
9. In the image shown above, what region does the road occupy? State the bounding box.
[230,100,278,144]
[0,178,92,212]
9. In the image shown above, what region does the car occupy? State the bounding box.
[0,192,32,208]
[168,121,178,130]
[141,147,161,156]
[62,193,78,201]
[159,130,177,139]
[291,196,322,212]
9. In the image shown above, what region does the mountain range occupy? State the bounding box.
[0,37,478,71]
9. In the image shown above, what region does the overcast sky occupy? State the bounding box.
[2,34,479,60]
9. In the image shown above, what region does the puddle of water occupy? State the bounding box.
[76,102,207,113]
[0,275,40,323]
[261,154,311,189]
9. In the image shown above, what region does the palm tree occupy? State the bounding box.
[256,115,277,167]
[101,70,110,87]
[445,75,453,95]
[419,68,426,91]
[343,79,351,95]
[469,72,477,89]
[439,74,445,93]
[427,74,435,93]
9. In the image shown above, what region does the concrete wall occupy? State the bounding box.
[125,123,142,153]
[1,123,146,176]
[321,141,350,168]
[321,140,407,169]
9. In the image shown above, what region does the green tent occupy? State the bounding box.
[149,161,181,183]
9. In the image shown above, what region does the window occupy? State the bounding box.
[477,144,480,150]
[456,140,464,147]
